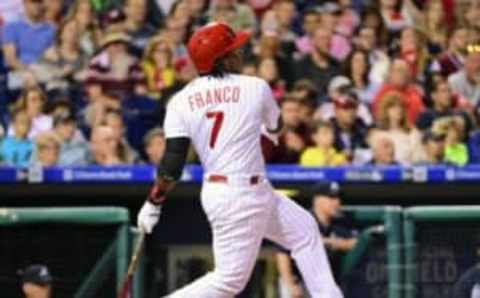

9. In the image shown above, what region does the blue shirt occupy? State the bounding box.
[0,136,33,167]
[2,18,55,65]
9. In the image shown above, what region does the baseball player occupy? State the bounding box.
[137,22,343,298]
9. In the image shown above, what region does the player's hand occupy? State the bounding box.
[137,200,162,234]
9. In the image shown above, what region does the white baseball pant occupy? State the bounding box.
[167,177,343,298]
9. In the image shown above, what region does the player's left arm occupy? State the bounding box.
[138,99,191,233]
[148,137,190,204]
[137,137,190,234]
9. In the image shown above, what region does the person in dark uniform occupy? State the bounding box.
[19,264,52,298]
[454,264,480,298]
[276,182,358,298]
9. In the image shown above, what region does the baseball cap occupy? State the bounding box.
[53,112,76,127]
[100,31,131,49]
[19,265,52,286]
[328,76,352,95]
[422,129,446,143]
[319,2,342,14]
[311,182,341,198]
[187,22,251,74]
[332,92,358,109]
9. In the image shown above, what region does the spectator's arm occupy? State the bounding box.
[2,23,24,70]
[2,43,23,70]
[324,237,358,252]
[276,252,299,288]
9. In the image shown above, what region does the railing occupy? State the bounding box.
[2,164,480,184]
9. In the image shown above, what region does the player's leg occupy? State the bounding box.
[168,183,272,298]
[264,187,343,298]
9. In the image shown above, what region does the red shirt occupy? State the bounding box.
[373,84,425,125]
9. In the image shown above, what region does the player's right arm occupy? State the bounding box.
[137,102,190,234]
[260,81,283,144]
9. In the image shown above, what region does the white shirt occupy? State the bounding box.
[164,74,280,176]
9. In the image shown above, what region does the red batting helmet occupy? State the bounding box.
[187,22,250,74]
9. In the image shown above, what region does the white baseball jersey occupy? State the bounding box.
[163,74,280,176]
[164,73,342,298]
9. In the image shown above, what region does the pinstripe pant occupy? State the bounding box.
[168,179,343,298]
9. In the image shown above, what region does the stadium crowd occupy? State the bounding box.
[1,0,480,167]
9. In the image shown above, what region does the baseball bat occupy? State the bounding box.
[117,231,146,298]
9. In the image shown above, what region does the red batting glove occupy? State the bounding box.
[148,184,167,206]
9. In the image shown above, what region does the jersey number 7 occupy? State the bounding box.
[206,111,224,149]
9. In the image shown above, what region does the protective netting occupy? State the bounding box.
[0,224,118,298]
[341,231,389,298]
[412,222,480,298]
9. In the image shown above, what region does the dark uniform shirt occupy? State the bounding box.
[278,211,357,283]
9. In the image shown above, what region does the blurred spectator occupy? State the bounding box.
[257,58,285,101]
[367,131,398,165]
[89,125,124,166]
[377,91,423,165]
[433,117,469,166]
[416,129,446,165]
[294,7,320,56]
[82,84,120,130]
[397,27,430,82]
[64,0,101,56]
[373,58,425,125]
[330,91,368,158]
[290,79,317,127]
[319,2,352,61]
[44,0,64,28]
[300,120,347,167]
[19,264,52,298]
[0,108,32,167]
[85,31,146,99]
[316,76,373,126]
[276,182,357,298]
[143,127,165,165]
[162,16,189,61]
[103,109,139,164]
[294,27,341,102]
[464,1,480,31]
[353,25,390,84]
[184,0,208,21]
[261,0,296,44]
[254,31,293,87]
[404,0,448,51]
[448,48,480,105]
[32,131,60,167]
[433,27,468,77]
[10,87,52,138]
[416,78,473,134]
[378,0,412,34]
[123,0,156,57]
[336,0,360,38]
[359,8,388,50]
[262,96,311,163]
[141,37,176,100]
[53,113,88,166]
[31,21,88,94]
[209,0,256,33]
[2,0,55,70]
[343,49,379,104]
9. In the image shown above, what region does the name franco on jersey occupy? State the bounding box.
[187,86,241,111]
